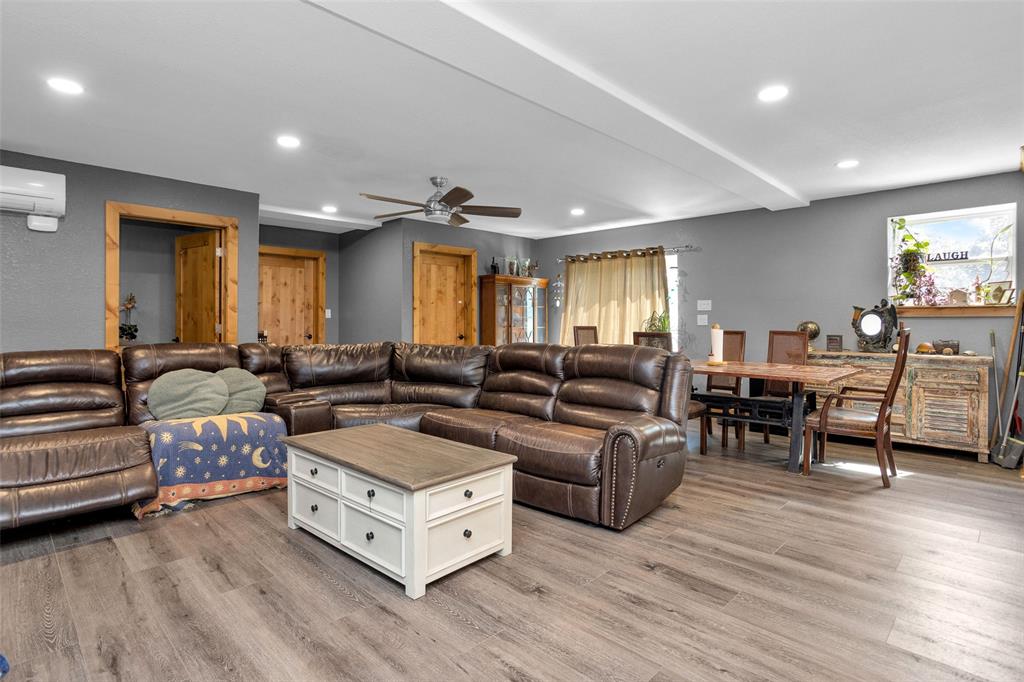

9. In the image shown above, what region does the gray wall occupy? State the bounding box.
[335,218,537,344]
[0,150,261,351]
[119,219,210,345]
[259,224,342,344]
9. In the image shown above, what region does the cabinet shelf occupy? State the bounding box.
[480,274,548,346]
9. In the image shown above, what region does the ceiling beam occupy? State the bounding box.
[305,0,807,211]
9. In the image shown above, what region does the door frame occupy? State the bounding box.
[257,245,327,344]
[411,242,478,344]
[105,201,238,349]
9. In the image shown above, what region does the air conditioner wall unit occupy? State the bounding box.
[0,166,67,218]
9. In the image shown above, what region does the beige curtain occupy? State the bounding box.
[559,247,669,345]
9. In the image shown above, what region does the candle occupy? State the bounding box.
[710,324,724,364]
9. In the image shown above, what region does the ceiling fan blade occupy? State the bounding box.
[359,193,425,208]
[373,209,422,220]
[459,205,522,218]
[449,213,469,227]
[440,186,474,207]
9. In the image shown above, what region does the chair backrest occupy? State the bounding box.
[283,342,394,405]
[122,343,240,424]
[478,343,568,419]
[574,326,598,345]
[633,331,672,350]
[707,330,746,393]
[0,349,126,438]
[878,325,910,426]
[765,330,808,397]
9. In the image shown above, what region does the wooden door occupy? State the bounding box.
[258,246,326,345]
[175,231,221,342]
[412,243,477,345]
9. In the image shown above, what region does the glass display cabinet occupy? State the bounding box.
[480,274,548,345]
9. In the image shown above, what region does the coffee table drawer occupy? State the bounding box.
[342,503,405,577]
[342,471,405,522]
[292,481,340,539]
[427,469,504,521]
[427,499,504,577]
[292,451,340,492]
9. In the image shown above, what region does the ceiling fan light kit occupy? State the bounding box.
[362,176,522,227]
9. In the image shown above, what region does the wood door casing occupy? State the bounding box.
[175,231,221,343]
[258,246,326,345]
[412,243,477,345]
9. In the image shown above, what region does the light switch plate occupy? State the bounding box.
[325,309,332,319]
[697,314,709,326]
[697,299,712,311]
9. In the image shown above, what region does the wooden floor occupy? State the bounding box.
[2,428,1023,682]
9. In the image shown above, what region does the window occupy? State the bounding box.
[887,203,1016,306]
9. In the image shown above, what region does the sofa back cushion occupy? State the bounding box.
[478,343,567,419]
[283,342,393,405]
[122,343,240,424]
[391,343,490,408]
[0,349,126,438]
[658,352,694,427]
[554,345,669,429]
[239,343,291,396]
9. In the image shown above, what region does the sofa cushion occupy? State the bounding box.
[495,421,605,486]
[332,403,449,431]
[284,342,393,392]
[239,343,291,395]
[391,344,490,408]
[147,369,230,420]
[122,343,240,424]
[477,343,568,420]
[216,368,267,414]
[420,408,541,449]
[0,425,151,488]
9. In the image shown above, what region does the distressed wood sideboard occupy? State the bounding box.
[807,351,992,460]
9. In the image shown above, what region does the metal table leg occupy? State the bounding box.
[787,382,805,473]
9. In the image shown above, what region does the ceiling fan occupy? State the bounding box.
[360,176,522,227]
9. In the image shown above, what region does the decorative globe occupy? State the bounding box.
[796,320,821,342]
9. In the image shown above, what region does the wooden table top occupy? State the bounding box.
[283,424,517,491]
[690,360,862,385]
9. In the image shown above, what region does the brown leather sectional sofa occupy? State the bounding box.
[0,340,692,530]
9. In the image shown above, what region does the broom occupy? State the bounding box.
[993,370,1024,469]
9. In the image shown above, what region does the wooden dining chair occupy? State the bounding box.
[803,325,909,487]
[688,400,708,455]
[761,330,809,444]
[705,330,746,449]
[574,325,598,345]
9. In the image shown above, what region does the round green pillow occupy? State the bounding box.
[217,367,267,414]
[147,369,229,420]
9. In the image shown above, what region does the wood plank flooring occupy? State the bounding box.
[2,428,1022,681]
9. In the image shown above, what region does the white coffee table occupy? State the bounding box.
[284,424,516,599]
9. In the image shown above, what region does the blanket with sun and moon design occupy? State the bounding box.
[132,412,289,517]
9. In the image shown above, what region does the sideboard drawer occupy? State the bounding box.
[427,499,504,577]
[342,503,405,577]
[427,469,504,521]
[292,450,340,492]
[292,480,340,540]
[342,471,405,522]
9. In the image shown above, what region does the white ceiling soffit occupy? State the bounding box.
[307,0,807,213]
[258,204,374,234]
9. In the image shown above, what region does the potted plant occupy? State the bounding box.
[119,292,139,342]
[890,217,932,304]
[643,310,671,332]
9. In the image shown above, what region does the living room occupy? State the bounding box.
[1,1,1022,680]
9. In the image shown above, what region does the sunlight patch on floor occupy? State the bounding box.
[820,460,914,477]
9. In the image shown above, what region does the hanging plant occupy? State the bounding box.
[890,217,932,304]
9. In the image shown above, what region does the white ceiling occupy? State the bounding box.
[1,1,1020,239]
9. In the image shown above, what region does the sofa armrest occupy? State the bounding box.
[266,399,332,435]
[264,391,317,408]
[600,415,686,530]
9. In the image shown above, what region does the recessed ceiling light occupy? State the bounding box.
[836,159,860,169]
[757,84,789,103]
[46,77,84,95]
[276,134,301,149]
[570,207,585,216]
[27,182,44,187]
[321,205,338,214]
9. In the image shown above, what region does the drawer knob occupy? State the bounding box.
[464,489,473,499]
[310,504,318,513]
[365,531,374,541]
[310,467,318,476]
[463,529,472,539]
[367,489,376,499]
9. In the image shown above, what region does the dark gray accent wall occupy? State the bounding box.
[119,219,210,345]
[0,150,260,351]
[259,224,342,344]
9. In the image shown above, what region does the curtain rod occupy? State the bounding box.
[556,244,701,263]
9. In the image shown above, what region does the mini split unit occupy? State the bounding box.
[0,165,67,232]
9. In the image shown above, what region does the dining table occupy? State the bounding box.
[690,360,863,473]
